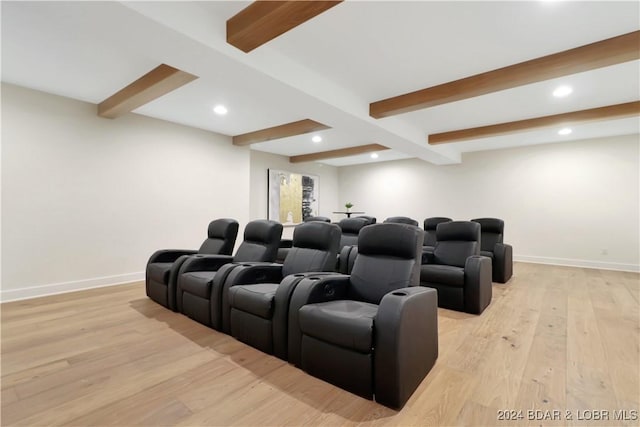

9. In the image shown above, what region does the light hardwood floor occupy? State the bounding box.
[1,263,639,426]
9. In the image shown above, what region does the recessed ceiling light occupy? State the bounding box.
[558,127,572,135]
[370,152,379,159]
[213,105,228,115]
[312,135,322,143]
[553,85,573,98]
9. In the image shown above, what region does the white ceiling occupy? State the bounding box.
[2,1,639,166]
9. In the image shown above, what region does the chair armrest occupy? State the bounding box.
[272,272,338,360]
[148,249,197,264]
[337,245,358,274]
[206,262,244,330]
[464,255,493,314]
[178,254,234,274]
[279,239,293,249]
[220,263,284,333]
[145,251,195,312]
[421,247,435,264]
[173,255,234,313]
[168,254,199,311]
[375,287,438,409]
[493,243,513,283]
[287,274,351,365]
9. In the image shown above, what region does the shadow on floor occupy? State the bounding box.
[129,297,398,423]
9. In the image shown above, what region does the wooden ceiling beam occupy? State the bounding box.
[227,1,343,53]
[370,31,640,119]
[428,101,640,145]
[98,64,198,119]
[290,144,388,163]
[233,119,330,146]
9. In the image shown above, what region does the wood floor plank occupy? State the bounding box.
[565,272,622,425]
[1,264,638,426]
[394,364,479,426]
[1,359,71,390]
[469,286,544,409]
[1,387,19,406]
[513,310,568,421]
[454,400,501,427]
[7,349,214,426]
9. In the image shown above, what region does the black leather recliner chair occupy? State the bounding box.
[222,221,341,358]
[276,216,332,263]
[145,218,238,311]
[471,218,513,283]
[423,217,452,258]
[175,220,283,328]
[384,216,419,226]
[287,223,438,409]
[420,221,492,314]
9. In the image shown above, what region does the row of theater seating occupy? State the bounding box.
[146,219,436,408]
[145,215,512,407]
[281,214,513,285]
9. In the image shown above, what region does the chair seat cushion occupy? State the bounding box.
[229,283,279,319]
[180,271,218,299]
[420,264,465,287]
[147,262,173,284]
[480,250,494,259]
[299,300,377,353]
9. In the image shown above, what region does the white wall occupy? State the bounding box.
[338,134,640,271]
[249,150,339,238]
[1,83,251,301]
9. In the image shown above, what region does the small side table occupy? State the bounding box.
[333,211,365,218]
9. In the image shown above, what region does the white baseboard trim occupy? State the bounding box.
[515,255,639,273]
[0,272,144,303]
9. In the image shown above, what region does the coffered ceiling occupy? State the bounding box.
[2,1,639,166]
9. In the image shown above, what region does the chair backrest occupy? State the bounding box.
[348,223,424,304]
[355,215,377,225]
[282,222,341,276]
[338,217,369,249]
[471,217,504,253]
[384,216,419,227]
[198,219,238,255]
[423,217,452,247]
[433,221,480,268]
[304,216,331,223]
[233,220,283,262]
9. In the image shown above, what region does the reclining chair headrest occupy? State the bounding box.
[356,216,377,225]
[436,221,480,242]
[339,217,369,234]
[244,220,283,244]
[304,216,331,223]
[423,217,452,231]
[384,216,419,226]
[208,218,239,239]
[471,217,504,234]
[293,221,342,250]
[358,223,423,259]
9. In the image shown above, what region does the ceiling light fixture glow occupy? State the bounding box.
[312,135,322,143]
[558,127,572,135]
[553,85,573,97]
[213,105,228,115]
[370,152,379,159]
